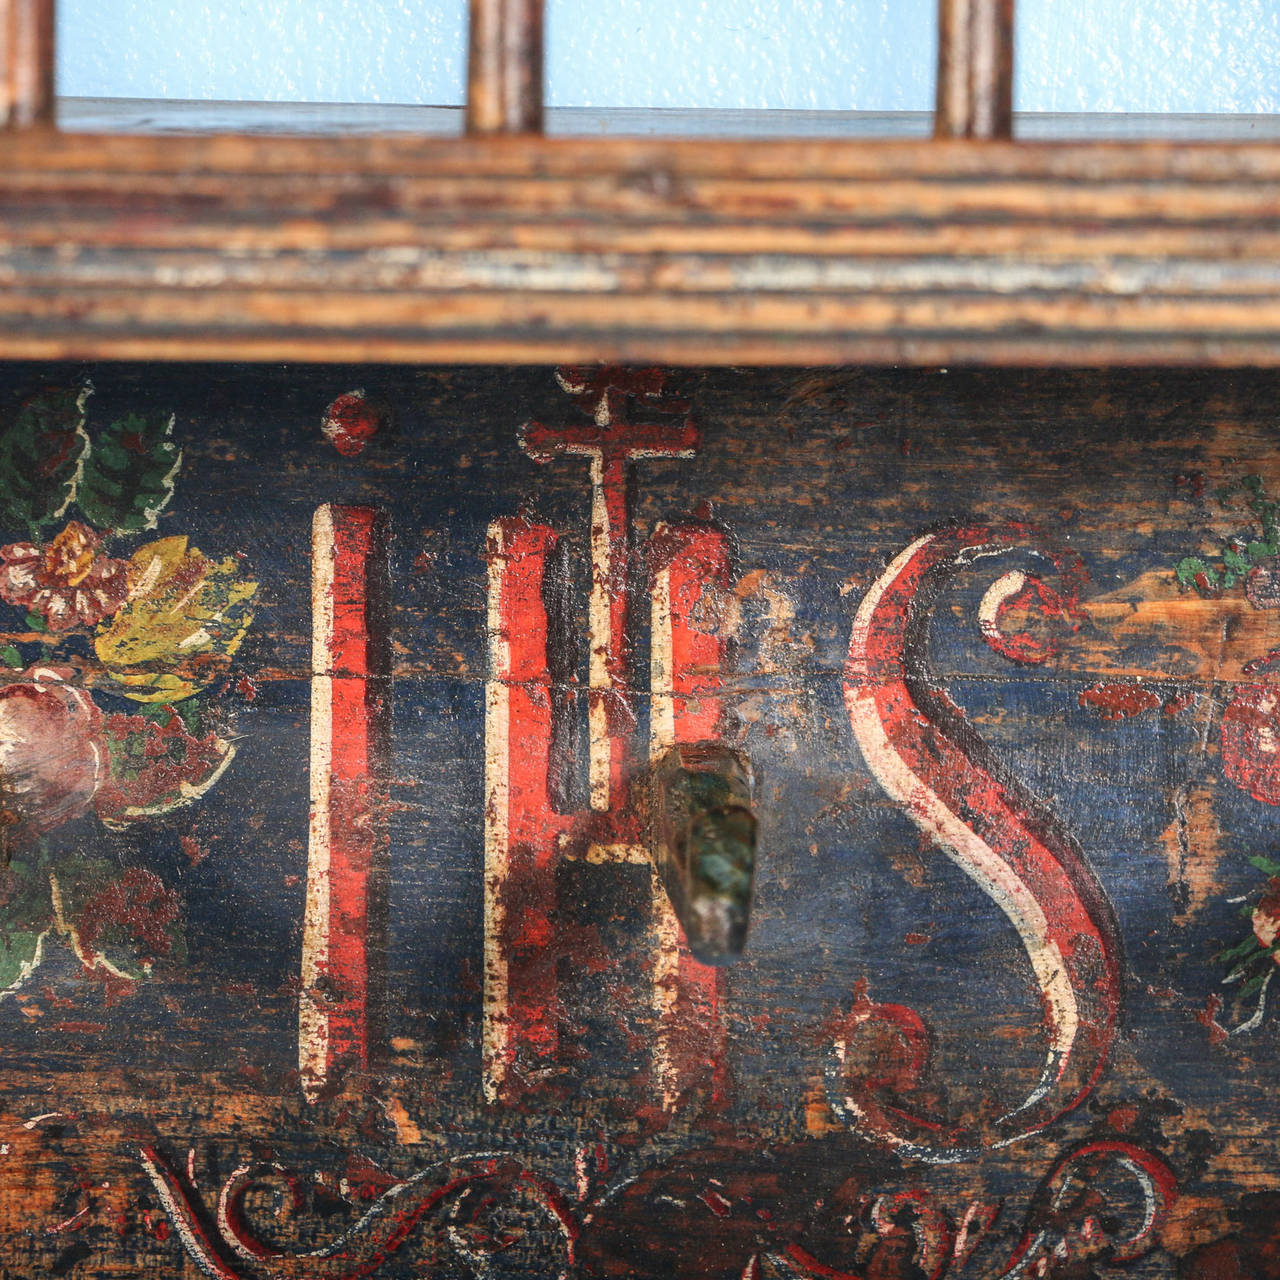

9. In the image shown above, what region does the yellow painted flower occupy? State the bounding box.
[94,537,257,702]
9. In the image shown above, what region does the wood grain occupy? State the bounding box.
[0,364,1276,1277]
[1,0,54,129]
[936,0,1015,139]
[467,0,544,135]
[3,132,1280,363]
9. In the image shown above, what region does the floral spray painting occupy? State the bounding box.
[0,383,255,998]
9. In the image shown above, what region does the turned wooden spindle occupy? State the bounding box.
[935,0,1014,139]
[467,0,544,135]
[2,0,55,129]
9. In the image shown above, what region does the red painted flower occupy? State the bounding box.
[1252,877,1280,957]
[1221,684,1280,805]
[0,669,105,845]
[321,391,384,457]
[75,867,180,962]
[94,708,233,826]
[0,521,129,631]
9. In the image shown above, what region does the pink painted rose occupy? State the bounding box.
[0,669,104,845]
[0,521,129,631]
[1221,684,1280,805]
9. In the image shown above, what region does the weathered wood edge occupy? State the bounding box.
[466,0,544,135]
[936,0,1014,140]
[52,100,1280,140]
[1,0,55,128]
[2,134,1280,365]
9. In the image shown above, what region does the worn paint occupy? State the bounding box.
[299,504,391,1100]
[0,365,1275,1277]
[841,524,1121,1161]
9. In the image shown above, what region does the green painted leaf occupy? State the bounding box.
[76,412,181,534]
[0,645,20,668]
[52,857,177,978]
[1216,933,1263,966]
[1223,546,1250,575]
[0,930,45,994]
[0,858,55,943]
[1241,968,1273,997]
[1175,557,1218,592]
[0,385,91,531]
[1250,854,1280,876]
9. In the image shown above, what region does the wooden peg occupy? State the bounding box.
[935,0,1014,140]
[2,0,55,129]
[648,742,757,966]
[467,0,544,135]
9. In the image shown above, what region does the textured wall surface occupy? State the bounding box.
[58,0,1280,112]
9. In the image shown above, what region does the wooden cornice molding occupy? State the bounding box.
[1,132,1278,365]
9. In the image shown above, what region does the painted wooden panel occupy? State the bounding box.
[0,363,1277,1278]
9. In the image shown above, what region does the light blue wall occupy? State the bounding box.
[1016,0,1279,113]
[59,2,467,105]
[544,0,936,111]
[58,0,1280,112]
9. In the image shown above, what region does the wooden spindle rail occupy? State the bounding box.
[935,0,1014,139]
[467,0,544,135]
[2,0,54,128]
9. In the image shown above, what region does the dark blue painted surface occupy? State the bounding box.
[0,363,1275,1276]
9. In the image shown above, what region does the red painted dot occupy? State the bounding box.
[322,391,384,457]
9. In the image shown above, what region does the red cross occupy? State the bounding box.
[520,368,698,810]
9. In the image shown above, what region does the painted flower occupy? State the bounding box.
[322,390,384,457]
[0,521,129,631]
[94,708,234,828]
[0,668,104,847]
[94,536,257,703]
[1252,877,1280,958]
[74,866,180,964]
[1247,560,1280,610]
[1221,684,1280,805]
